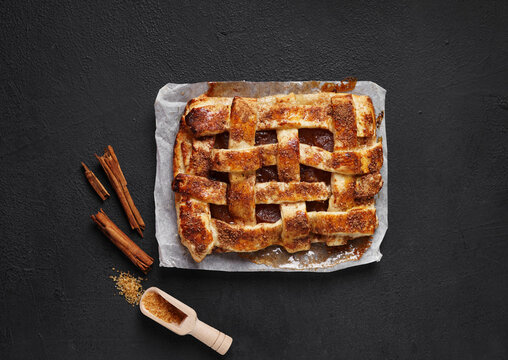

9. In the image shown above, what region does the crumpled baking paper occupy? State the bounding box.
[154,81,387,272]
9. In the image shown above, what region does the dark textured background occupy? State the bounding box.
[1,0,508,359]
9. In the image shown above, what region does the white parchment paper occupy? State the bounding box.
[154,81,387,272]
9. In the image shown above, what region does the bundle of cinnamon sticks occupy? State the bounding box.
[83,145,153,273]
[96,146,145,237]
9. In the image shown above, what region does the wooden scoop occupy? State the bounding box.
[140,287,233,355]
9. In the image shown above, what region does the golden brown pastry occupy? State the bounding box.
[172,92,383,262]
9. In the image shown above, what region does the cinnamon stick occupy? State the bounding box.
[96,146,145,237]
[82,162,110,200]
[91,209,153,273]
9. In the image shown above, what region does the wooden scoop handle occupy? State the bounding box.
[190,319,233,355]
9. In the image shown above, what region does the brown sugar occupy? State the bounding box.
[110,269,145,306]
[142,291,187,325]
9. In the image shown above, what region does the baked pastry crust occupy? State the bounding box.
[172,92,384,262]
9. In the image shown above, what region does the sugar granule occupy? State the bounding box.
[110,269,145,306]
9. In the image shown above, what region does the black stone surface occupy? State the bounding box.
[1,1,508,359]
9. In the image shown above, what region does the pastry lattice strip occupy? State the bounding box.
[173,92,383,262]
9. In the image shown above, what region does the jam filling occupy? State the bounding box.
[300,165,331,185]
[210,171,229,184]
[298,128,334,152]
[256,165,279,183]
[255,204,281,223]
[255,130,278,145]
[306,200,329,212]
[214,132,229,149]
[210,204,235,224]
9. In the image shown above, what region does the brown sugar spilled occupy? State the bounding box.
[142,291,187,325]
[110,269,146,306]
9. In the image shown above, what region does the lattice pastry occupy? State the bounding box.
[172,92,384,262]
